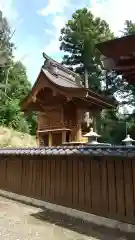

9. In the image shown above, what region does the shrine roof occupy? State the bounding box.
[96,34,135,85]
[96,34,135,59]
[42,52,83,89]
[42,68,82,89]
[20,53,117,111]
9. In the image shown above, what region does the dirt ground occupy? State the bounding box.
[0,196,134,240]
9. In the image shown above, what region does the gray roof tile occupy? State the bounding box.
[42,69,83,89]
[0,145,134,157]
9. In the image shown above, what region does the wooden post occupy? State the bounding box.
[48,132,52,146]
[36,131,40,147]
[76,109,82,142]
[61,106,64,122]
[69,132,71,142]
[62,130,66,144]
[36,114,40,146]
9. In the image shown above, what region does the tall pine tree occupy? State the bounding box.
[59,8,114,92]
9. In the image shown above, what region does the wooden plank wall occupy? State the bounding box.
[0,155,135,224]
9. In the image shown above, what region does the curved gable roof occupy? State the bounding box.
[21,53,117,111]
[42,68,83,89]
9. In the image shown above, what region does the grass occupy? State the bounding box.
[0,126,37,148]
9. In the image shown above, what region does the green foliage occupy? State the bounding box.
[0,60,36,135]
[0,12,36,136]
[123,20,135,36]
[60,9,135,144]
[7,61,31,100]
[0,14,14,57]
[0,98,30,133]
[98,110,131,144]
[60,8,114,91]
[26,113,37,136]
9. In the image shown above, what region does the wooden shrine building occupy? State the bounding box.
[96,34,135,85]
[21,53,116,146]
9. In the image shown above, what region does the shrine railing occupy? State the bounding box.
[38,121,71,131]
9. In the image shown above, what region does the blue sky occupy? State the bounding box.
[0,0,135,84]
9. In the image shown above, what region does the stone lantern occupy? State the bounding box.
[83,127,101,144]
[122,134,135,146]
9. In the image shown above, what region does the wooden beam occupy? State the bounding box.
[126,78,135,83]
[123,75,135,81]
[123,72,135,77]
[118,68,135,73]
[118,58,135,66]
[77,96,115,108]
[38,128,71,133]
[114,65,135,71]
[120,55,135,60]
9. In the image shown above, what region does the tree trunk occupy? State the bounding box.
[84,68,90,127]
[84,68,89,89]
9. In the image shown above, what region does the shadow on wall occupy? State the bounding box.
[30,208,134,240]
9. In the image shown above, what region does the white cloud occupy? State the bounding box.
[0,0,19,23]
[0,0,24,38]
[44,39,60,54]
[44,15,66,55]
[90,0,135,35]
[43,0,135,57]
[45,29,53,35]
[38,0,69,56]
[38,0,71,16]
[52,15,66,33]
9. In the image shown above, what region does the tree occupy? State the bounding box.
[0,61,36,134]
[59,8,122,143]
[7,61,31,101]
[59,9,135,143]
[60,8,114,91]
[98,109,132,144]
[0,12,36,135]
[0,12,14,87]
[0,12,14,58]
[123,20,135,36]
[0,98,30,133]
